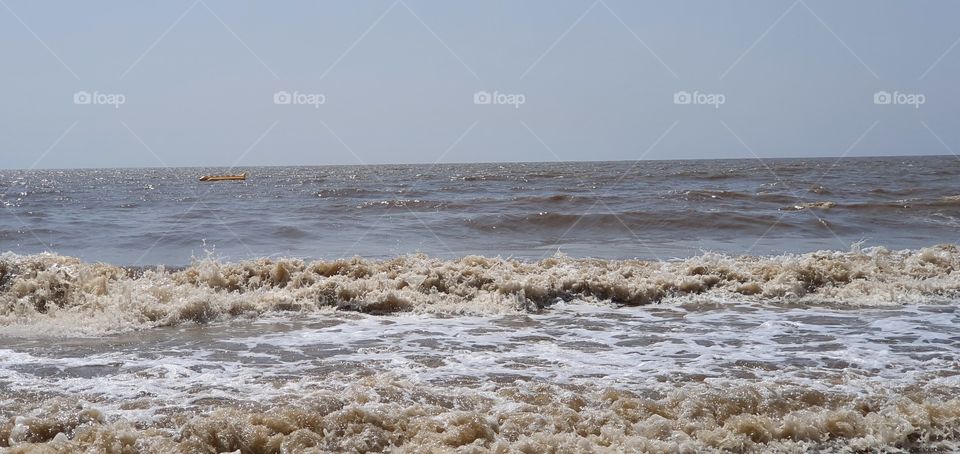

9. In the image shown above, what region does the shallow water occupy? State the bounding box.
[4,302,959,403]
[2,302,959,452]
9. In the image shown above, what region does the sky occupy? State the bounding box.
[0,0,958,169]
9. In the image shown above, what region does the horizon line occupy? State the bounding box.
[2,152,955,171]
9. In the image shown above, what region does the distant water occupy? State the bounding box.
[2,156,960,265]
[2,157,960,452]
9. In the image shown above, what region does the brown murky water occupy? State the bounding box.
[2,300,958,452]
[3,157,960,451]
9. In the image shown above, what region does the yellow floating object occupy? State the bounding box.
[199,172,247,182]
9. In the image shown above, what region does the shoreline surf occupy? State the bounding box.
[2,244,959,337]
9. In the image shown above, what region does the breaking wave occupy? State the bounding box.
[2,244,960,336]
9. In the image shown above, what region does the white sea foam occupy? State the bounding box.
[2,245,960,336]
[1,302,959,452]
[3,247,960,451]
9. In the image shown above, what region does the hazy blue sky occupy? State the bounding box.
[1,0,958,169]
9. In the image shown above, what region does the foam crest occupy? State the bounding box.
[3,376,959,452]
[2,244,960,335]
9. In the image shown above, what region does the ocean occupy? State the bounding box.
[1,156,959,452]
